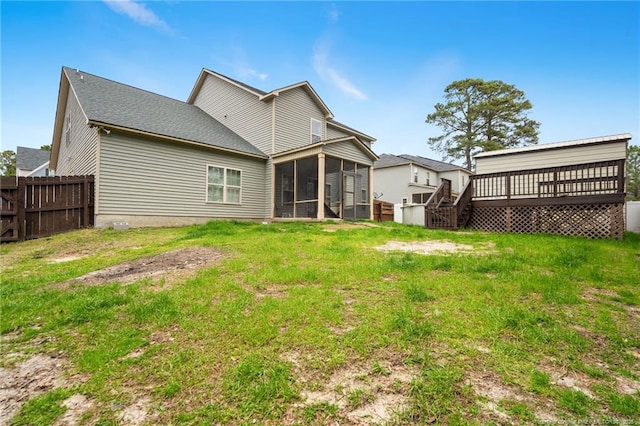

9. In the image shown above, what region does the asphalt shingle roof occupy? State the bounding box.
[374,153,463,172]
[16,147,51,170]
[64,67,267,158]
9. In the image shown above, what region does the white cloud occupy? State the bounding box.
[103,0,173,35]
[228,45,268,81]
[328,3,339,24]
[238,67,268,81]
[313,45,367,100]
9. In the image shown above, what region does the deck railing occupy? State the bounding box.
[471,159,625,201]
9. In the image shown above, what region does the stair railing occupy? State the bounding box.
[453,179,474,228]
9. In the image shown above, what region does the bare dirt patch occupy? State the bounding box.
[117,396,153,426]
[0,353,67,424]
[51,247,224,290]
[54,394,95,426]
[282,351,418,425]
[466,371,559,423]
[374,240,496,256]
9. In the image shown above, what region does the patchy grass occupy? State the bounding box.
[1,221,639,425]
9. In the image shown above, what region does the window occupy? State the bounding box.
[402,197,408,204]
[426,172,430,186]
[207,166,241,203]
[413,171,418,183]
[412,192,431,204]
[311,118,322,143]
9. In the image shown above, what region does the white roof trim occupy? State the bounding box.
[26,161,50,177]
[475,133,632,158]
[187,69,265,104]
[327,120,376,142]
[260,81,334,119]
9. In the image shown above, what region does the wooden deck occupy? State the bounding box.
[426,160,626,239]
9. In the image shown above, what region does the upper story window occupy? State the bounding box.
[426,172,430,186]
[207,165,242,204]
[311,118,322,144]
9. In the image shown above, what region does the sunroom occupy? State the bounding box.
[272,137,378,220]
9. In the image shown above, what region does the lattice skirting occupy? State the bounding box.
[469,203,624,239]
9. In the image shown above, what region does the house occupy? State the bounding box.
[425,133,631,238]
[50,67,377,228]
[373,153,472,205]
[16,146,51,177]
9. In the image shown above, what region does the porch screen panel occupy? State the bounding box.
[325,157,341,217]
[356,165,370,219]
[275,162,294,218]
[295,157,318,218]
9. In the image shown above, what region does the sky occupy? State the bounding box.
[2,1,639,166]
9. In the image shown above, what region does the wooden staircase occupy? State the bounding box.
[425,179,473,229]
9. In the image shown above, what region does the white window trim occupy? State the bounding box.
[310,118,322,144]
[206,165,242,204]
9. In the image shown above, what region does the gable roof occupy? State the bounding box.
[16,147,51,170]
[474,133,632,158]
[188,68,334,119]
[53,67,267,162]
[375,153,466,172]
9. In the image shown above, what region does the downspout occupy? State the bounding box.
[270,98,276,218]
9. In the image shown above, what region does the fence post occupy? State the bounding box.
[83,175,89,227]
[16,177,26,242]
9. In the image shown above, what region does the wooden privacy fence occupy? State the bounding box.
[1,175,94,243]
[373,199,394,222]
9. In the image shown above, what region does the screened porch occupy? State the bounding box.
[274,154,371,220]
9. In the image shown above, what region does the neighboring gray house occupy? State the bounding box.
[373,154,472,205]
[50,67,377,228]
[16,146,51,177]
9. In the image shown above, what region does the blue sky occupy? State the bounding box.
[2,1,639,164]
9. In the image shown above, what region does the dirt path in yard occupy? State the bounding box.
[50,246,224,289]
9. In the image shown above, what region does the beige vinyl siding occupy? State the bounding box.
[275,87,325,153]
[54,89,97,175]
[326,125,350,140]
[192,74,272,154]
[475,141,627,174]
[327,125,374,149]
[98,131,267,218]
[264,158,274,218]
[324,141,373,166]
[373,166,413,205]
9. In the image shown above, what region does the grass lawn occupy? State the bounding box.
[1,221,639,425]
